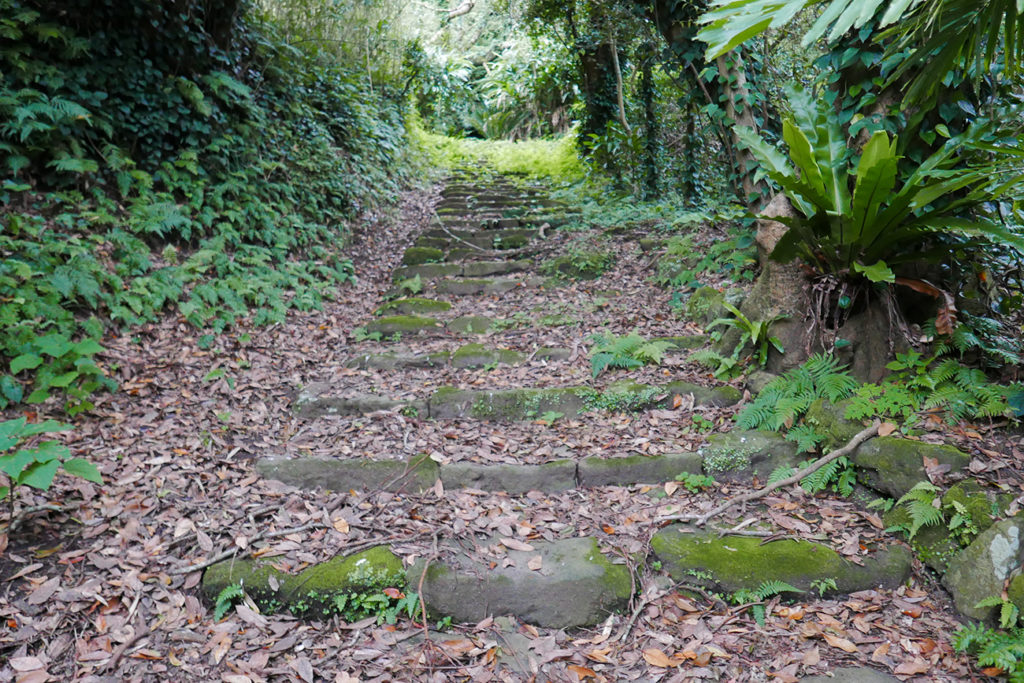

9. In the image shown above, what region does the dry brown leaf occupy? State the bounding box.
[9,656,44,672]
[822,632,859,653]
[567,664,598,680]
[584,648,613,664]
[527,555,543,571]
[664,481,681,496]
[27,577,60,605]
[290,656,315,683]
[871,642,891,662]
[332,517,350,534]
[801,647,820,666]
[894,657,930,675]
[877,422,897,437]
[642,648,675,668]
[499,537,534,552]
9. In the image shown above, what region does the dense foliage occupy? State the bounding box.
[1,0,410,411]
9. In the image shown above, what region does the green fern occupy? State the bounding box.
[214,583,245,621]
[731,580,804,627]
[737,354,856,432]
[689,348,740,379]
[785,424,826,454]
[895,482,945,538]
[590,333,675,378]
[954,622,1024,679]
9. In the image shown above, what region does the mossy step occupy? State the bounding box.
[366,315,444,337]
[201,546,406,620]
[374,297,452,316]
[409,536,630,629]
[256,453,438,493]
[345,344,568,370]
[346,351,451,370]
[435,277,535,296]
[451,343,525,368]
[446,315,494,334]
[293,380,738,421]
[421,228,539,250]
[402,246,445,266]
[392,260,531,282]
[651,527,912,596]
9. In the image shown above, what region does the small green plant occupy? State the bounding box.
[891,481,980,545]
[541,248,615,280]
[707,302,785,368]
[655,228,757,290]
[7,334,116,415]
[0,417,102,505]
[352,327,383,342]
[730,580,803,627]
[768,455,857,497]
[737,354,858,449]
[846,351,1014,426]
[213,583,246,621]
[331,587,422,625]
[589,333,676,378]
[976,597,1022,630]
[394,274,424,297]
[689,349,742,379]
[538,411,563,425]
[810,578,838,597]
[954,621,1024,679]
[674,471,716,493]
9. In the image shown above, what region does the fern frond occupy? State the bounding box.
[634,340,676,365]
[755,580,803,599]
[785,424,825,454]
[214,583,245,620]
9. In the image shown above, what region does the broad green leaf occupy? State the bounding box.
[18,459,59,490]
[11,354,43,373]
[73,339,105,356]
[25,388,50,403]
[48,371,80,388]
[853,261,896,283]
[850,131,899,243]
[0,449,36,478]
[63,457,103,484]
[0,376,23,404]
[30,440,70,463]
[33,333,73,358]
[18,420,73,437]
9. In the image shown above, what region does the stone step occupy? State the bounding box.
[393,260,532,282]
[433,276,542,295]
[420,227,538,249]
[293,379,740,420]
[402,245,541,267]
[364,314,495,337]
[346,344,571,370]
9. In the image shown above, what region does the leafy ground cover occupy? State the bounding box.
[2,170,1021,681]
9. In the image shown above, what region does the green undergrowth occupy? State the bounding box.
[0,0,408,413]
[409,116,583,181]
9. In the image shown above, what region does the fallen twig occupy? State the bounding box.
[660,421,880,526]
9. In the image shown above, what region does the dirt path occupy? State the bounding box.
[0,170,988,681]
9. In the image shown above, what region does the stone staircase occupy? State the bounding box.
[201,171,923,640]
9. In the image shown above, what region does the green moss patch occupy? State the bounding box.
[366,315,443,336]
[402,246,445,266]
[451,343,525,368]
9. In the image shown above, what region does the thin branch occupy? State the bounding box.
[660,421,881,526]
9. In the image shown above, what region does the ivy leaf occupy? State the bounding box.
[63,457,103,483]
[11,354,43,374]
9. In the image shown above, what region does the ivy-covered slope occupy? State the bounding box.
[0,0,410,413]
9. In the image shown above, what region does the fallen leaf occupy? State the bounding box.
[585,647,613,664]
[9,656,44,672]
[527,555,543,571]
[601,524,615,535]
[871,642,891,663]
[894,657,930,675]
[822,632,859,653]
[878,422,897,437]
[332,517,350,534]
[499,537,534,552]
[290,656,314,683]
[642,648,675,668]
[27,576,60,605]
[568,664,597,680]
[664,481,681,496]
[801,647,820,666]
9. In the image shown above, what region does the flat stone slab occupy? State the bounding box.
[461,259,531,277]
[440,460,576,494]
[699,430,800,482]
[346,351,450,370]
[851,437,970,498]
[446,315,494,334]
[408,536,631,628]
[393,263,462,281]
[651,527,912,595]
[202,546,405,619]
[801,669,900,683]
[374,297,452,316]
[366,315,444,337]
[428,386,591,420]
[535,347,572,362]
[436,278,524,295]
[451,343,524,368]
[402,246,445,266]
[256,454,438,494]
[578,452,702,487]
[293,383,426,418]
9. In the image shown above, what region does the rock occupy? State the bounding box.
[663,381,741,407]
[202,546,405,619]
[851,437,970,498]
[653,335,706,351]
[699,430,800,482]
[451,343,524,368]
[414,236,449,250]
[461,260,531,277]
[943,516,1024,622]
[534,347,572,362]
[402,246,445,266]
[492,231,532,249]
[745,370,778,395]
[346,351,450,370]
[800,668,901,682]
[638,238,664,252]
[543,252,613,280]
[293,383,425,418]
[366,315,443,337]
[428,386,591,420]
[409,536,631,628]
[393,263,462,281]
[804,399,862,447]
[436,278,506,296]
[651,527,912,594]
[578,453,702,487]
[374,297,452,316]
[256,453,438,494]
[446,316,494,334]
[440,461,576,494]
[685,286,726,327]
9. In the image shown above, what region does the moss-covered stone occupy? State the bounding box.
[944,516,1024,622]
[578,452,702,487]
[446,315,493,334]
[374,297,452,316]
[638,238,664,252]
[346,351,450,370]
[461,260,531,278]
[804,399,862,447]
[366,315,443,336]
[256,453,439,493]
[852,437,970,498]
[534,347,572,362]
[436,278,521,296]
[451,343,525,368]
[202,546,405,619]
[414,236,450,250]
[429,386,593,420]
[439,460,576,493]
[292,382,425,418]
[402,246,445,266]
[685,286,726,326]
[699,430,800,482]
[542,251,615,280]
[492,233,530,249]
[393,263,462,281]
[408,536,630,628]
[651,527,911,594]
[663,381,741,407]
